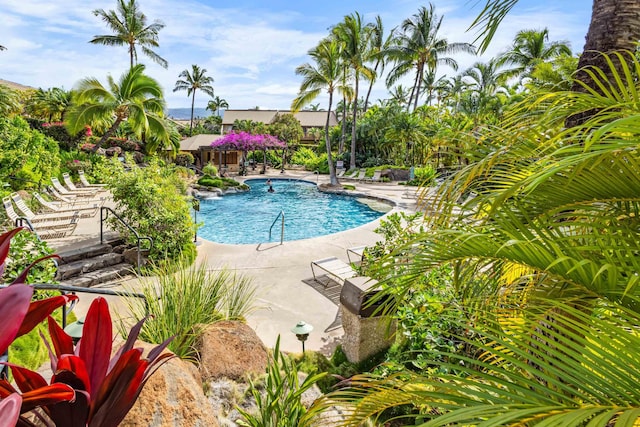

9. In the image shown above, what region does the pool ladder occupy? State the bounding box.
[268,210,285,245]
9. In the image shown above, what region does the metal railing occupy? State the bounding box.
[268,210,285,245]
[12,217,60,271]
[100,207,153,274]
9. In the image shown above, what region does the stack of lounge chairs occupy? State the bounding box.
[2,172,108,239]
[3,196,78,239]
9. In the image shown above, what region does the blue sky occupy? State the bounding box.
[0,0,591,110]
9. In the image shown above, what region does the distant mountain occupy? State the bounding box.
[167,107,212,120]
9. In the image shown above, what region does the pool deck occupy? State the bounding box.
[48,169,422,355]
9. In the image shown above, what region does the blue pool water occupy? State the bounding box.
[196,179,388,244]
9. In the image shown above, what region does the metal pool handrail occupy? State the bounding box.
[100,207,153,274]
[268,210,285,245]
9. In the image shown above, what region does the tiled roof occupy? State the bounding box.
[222,110,337,127]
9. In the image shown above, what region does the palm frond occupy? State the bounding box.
[309,299,640,427]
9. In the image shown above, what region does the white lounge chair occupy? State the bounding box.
[33,192,99,218]
[10,193,78,223]
[62,173,101,196]
[46,186,95,206]
[310,256,356,287]
[346,245,367,264]
[51,177,98,199]
[78,170,107,188]
[364,170,382,183]
[344,169,366,181]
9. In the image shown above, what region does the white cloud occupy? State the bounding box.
[0,0,591,110]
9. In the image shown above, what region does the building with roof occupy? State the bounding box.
[221,109,337,144]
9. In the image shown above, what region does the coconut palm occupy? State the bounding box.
[91,0,167,69]
[363,15,392,111]
[462,59,509,96]
[498,28,572,80]
[66,64,169,151]
[206,95,229,117]
[385,4,475,111]
[27,87,72,122]
[292,38,349,186]
[173,65,215,136]
[331,12,375,170]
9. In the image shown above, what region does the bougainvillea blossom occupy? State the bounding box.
[209,132,286,151]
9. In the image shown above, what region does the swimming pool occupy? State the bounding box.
[196,178,390,244]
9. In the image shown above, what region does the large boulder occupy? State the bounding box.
[197,320,268,382]
[120,342,218,427]
[105,146,123,157]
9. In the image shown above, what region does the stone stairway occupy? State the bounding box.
[55,236,138,287]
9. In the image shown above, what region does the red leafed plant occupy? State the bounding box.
[0,228,173,427]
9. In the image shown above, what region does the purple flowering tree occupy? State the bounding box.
[210,132,286,174]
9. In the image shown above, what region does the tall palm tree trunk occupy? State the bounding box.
[340,96,347,155]
[364,62,380,111]
[413,63,424,111]
[567,0,640,127]
[189,91,196,136]
[326,91,338,186]
[350,75,359,170]
[408,72,420,111]
[93,117,124,153]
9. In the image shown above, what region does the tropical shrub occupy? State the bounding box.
[26,119,85,151]
[238,337,326,427]
[289,147,317,166]
[174,151,194,166]
[121,260,256,359]
[4,230,56,285]
[0,116,61,191]
[197,175,246,190]
[103,158,196,264]
[405,164,436,186]
[202,163,218,176]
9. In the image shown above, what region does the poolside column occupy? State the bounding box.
[339,277,396,363]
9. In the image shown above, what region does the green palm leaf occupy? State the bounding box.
[308,300,640,426]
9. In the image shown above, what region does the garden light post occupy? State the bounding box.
[64,317,84,345]
[291,320,313,353]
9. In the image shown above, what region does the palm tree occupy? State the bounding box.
[0,45,6,51]
[462,59,509,96]
[27,87,72,122]
[385,4,475,111]
[363,15,392,111]
[91,0,167,69]
[387,85,410,107]
[206,95,229,117]
[332,12,375,170]
[173,65,215,136]
[292,38,347,186]
[498,28,572,79]
[66,64,169,151]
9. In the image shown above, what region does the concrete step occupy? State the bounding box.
[56,252,125,280]
[56,236,125,264]
[59,263,136,288]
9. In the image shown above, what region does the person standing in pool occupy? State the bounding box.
[266,179,272,185]
[268,185,275,193]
